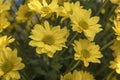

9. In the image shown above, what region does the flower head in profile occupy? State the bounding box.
[0,14,10,32]
[0,36,14,50]
[29,21,69,57]
[16,4,35,23]
[112,20,120,40]
[61,70,95,80]
[110,40,120,57]
[28,0,59,17]
[0,48,25,80]
[61,72,73,80]
[110,40,120,74]
[56,1,82,20]
[109,55,120,74]
[0,0,11,13]
[73,39,103,67]
[110,0,120,5]
[70,8,102,41]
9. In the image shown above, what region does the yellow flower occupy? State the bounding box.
[70,8,102,41]
[0,14,10,32]
[56,2,73,18]
[0,48,25,80]
[110,40,120,74]
[110,0,120,5]
[109,55,120,74]
[112,20,120,40]
[29,21,69,57]
[60,70,95,80]
[0,0,11,13]
[28,0,59,17]
[61,72,73,80]
[0,35,14,50]
[56,1,82,20]
[75,70,95,80]
[16,4,35,23]
[110,40,120,57]
[73,39,103,67]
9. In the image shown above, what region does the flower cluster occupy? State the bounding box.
[61,70,95,80]
[0,0,25,80]
[0,0,120,80]
[109,0,120,74]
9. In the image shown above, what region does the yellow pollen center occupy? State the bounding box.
[68,10,73,15]
[1,61,13,73]
[43,35,55,45]
[66,79,71,80]
[79,20,88,30]
[81,49,90,58]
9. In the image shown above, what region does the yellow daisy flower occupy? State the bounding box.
[74,70,95,80]
[28,0,59,17]
[110,0,120,5]
[56,2,73,18]
[0,35,14,50]
[61,72,73,80]
[109,55,120,74]
[73,39,103,67]
[56,1,82,20]
[0,14,10,32]
[110,40,120,57]
[0,0,11,13]
[70,8,102,41]
[110,40,120,74]
[112,20,120,40]
[29,21,69,57]
[16,4,35,23]
[0,48,25,80]
[61,70,95,80]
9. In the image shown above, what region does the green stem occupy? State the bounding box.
[100,39,115,51]
[96,6,116,41]
[95,64,108,76]
[96,0,109,15]
[64,60,80,74]
[21,71,29,80]
[69,61,80,71]
[104,32,114,40]
[103,71,115,80]
[67,32,79,46]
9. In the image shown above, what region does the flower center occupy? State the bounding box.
[41,7,51,13]
[66,78,71,80]
[1,61,13,73]
[81,49,90,58]
[68,10,73,15]
[43,35,55,45]
[25,12,32,18]
[79,20,88,30]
